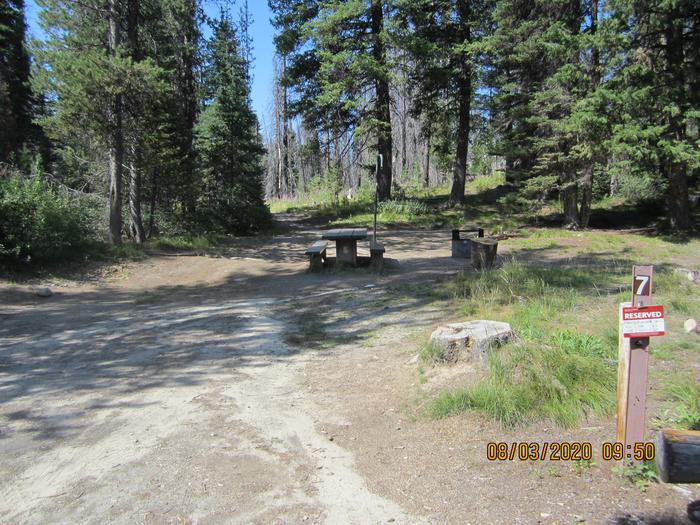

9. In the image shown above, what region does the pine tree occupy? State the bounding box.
[195,13,270,234]
[36,0,169,243]
[525,0,595,228]
[271,0,395,200]
[486,1,564,183]
[141,0,201,223]
[0,0,32,164]
[607,0,698,230]
[397,0,494,205]
[487,0,613,228]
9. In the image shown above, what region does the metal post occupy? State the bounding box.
[373,154,382,243]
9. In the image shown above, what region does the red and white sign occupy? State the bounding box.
[622,305,665,337]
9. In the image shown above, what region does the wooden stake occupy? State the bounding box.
[616,265,654,450]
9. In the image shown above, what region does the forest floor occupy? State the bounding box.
[1,210,699,525]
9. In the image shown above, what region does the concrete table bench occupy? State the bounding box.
[305,240,328,271]
[369,240,385,273]
[322,228,368,266]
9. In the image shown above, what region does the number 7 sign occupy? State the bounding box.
[617,264,656,452]
[632,265,653,307]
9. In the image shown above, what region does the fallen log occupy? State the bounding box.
[656,429,700,484]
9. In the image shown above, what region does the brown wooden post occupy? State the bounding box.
[617,265,654,450]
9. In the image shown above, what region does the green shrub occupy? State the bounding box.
[191,187,272,236]
[0,173,95,265]
[614,172,658,205]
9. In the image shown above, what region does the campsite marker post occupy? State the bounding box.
[373,154,383,243]
[617,265,665,452]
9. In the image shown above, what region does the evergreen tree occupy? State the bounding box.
[525,0,600,228]
[195,13,270,234]
[486,0,554,183]
[607,0,698,230]
[141,0,201,224]
[487,0,609,228]
[36,0,176,243]
[271,0,394,200]
[397,0,494,205]
[0,0,32,164]
[314,0,394,199]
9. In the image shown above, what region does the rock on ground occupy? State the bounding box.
[674,268,698,282]
[34,287,53,298]
[685,319,698,334]
[430,320,514,362]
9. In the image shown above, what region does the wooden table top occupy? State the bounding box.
[322,228,368,241]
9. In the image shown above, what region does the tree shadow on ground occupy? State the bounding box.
[611,511,694,525]
[0,234,460,447]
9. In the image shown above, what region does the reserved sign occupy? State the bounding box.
[622,305,665,337]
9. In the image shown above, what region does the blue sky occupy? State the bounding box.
[24,0,276,131]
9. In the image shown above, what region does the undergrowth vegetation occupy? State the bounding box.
[663,374,700,430]
[425,260,700,428]
[426,261,619,427]
[0,173,96,266]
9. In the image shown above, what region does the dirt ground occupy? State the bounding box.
[1,216,698,524]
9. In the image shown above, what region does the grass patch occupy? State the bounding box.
[328,198,458,228]
[424,257,699,429]
[426,331,615,427]
[419,340,445,364]
[425,260,622,427]
[97,242,147,261]
[148,235,215,252]
[465,172,506,194]
[663,374,700,430]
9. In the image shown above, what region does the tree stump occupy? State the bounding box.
[471,238,498,270]
[656,429,700,484]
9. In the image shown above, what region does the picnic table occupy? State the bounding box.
[322,228,368,266]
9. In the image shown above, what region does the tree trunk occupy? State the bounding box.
[666,158,691,230]
[282,54,290,197]
[128,143,146,243]
[148,167,157,238]
[400,64,407,178]
[107,0,123,244]
[126,0,145,243]
[275,72,282,198]
[579,166,593,228]
[579,0,600,229]
[423,130,431,187]
[177,0,198,217]
[449,0,471,206]
[663,11,691,230]
[562,182,581,228]
[371,0,392,201]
